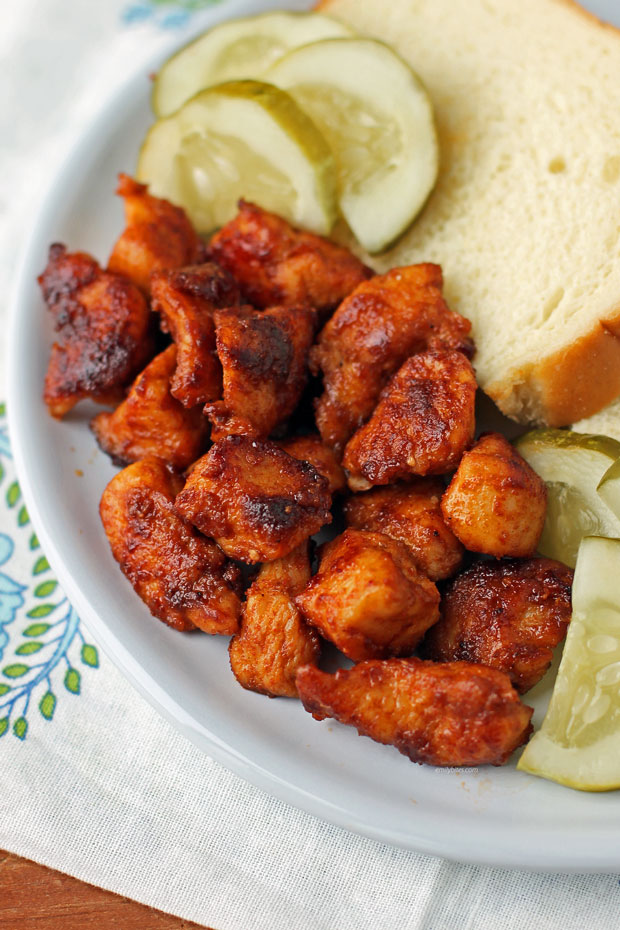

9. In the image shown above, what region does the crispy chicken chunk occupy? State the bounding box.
[99,457,241,634]
[278,434,346,495]
[39,243,154,418]
[311,264,474,453]
[229,543,320,697]
[205,304,316,439]
[108,174,204,294]
[208,200,371,318]
[424,558,573,693]
[295,529,440,661]
[175,436,332,563]
[91,344,209,468]
[441,432,547,558]
[296,659,533,767]
[344,480,464,581]
[343,351,477,491]
[151,262,241,408]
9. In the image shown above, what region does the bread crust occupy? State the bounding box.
[317,0,620,426]
[488,309,620,426]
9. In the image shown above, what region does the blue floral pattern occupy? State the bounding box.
[0,404,99,740]
[122,0,223,29]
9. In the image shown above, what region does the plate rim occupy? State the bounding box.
[7,0,620,873]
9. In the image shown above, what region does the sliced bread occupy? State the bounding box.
[318,0,620,426]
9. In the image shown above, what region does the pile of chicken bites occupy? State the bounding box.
[39,175,575,769]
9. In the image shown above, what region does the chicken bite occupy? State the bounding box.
[343,351,477,491]
[278,434,346,495]
[151,262,241,408]
[296,658,533,767]
[205,304,316,439]
[208,199,371,319]
[295,529,440,661]
[440,432,547,558]
[229,543,320,698]
[39,243,154,418]
[99,457,241,634]
[108,174,204,294]
[344,479,464,581]
[311,264,474,453]
[91,344,209,468]
[175,436,332,563]
[424,558,573,693]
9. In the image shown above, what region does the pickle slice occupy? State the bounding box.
[515,429,620,568]
[138,80,338,236]
[518,536,620,791]
[266,38,439,253]
[152,11,354,118]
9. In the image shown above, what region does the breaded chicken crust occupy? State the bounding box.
[175,436,332,563]
[311,264,474,453]
[424,558,573,693]
[229,543,320,697]
[208,200,371,318]
[108,174,204,294]
[91,344,209,468]
[295,529,440,661]
[39,243,154,418]
[205,304,316,439]
[343,351,477,491]
[151,262,240,408]
[278,434,346,496]
[99,457,241,634]
[296,658,533,767]
[344,479,464,581]
[441,432,547,558]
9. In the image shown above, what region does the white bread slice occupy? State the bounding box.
[573,396,620,440]
[318,0,620,426]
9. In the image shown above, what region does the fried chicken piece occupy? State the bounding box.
[440,432,547,558]
[311,264,474,453]
[344,480,464,581]
[278,434,346,495]
[175,436,332,563]
[99,457,241,634]
[39,243,154,418]
[91,344,209,468]
[151,262,241,408]
[229,543,320,697]
[208,199,371,319]
[205,304,316,439]
[108,174,204,294]
[296,659,533,767]
[343,351,477,492]
[424,558,573,693]
[295,529,440,661]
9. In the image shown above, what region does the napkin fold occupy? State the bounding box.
[2,2,620,928]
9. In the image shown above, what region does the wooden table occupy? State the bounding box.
[0,850,212,929]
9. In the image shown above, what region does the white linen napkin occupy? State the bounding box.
[1,2,620,928]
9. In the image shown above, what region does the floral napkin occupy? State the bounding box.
[2,1,620,928]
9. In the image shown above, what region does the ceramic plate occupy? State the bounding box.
[8,0,620,872]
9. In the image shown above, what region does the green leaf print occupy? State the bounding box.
[16,642,43,656]
[34,580,57,598]
[39,692,56,720]
[13,717,28,740]
[0,718,8,738]
[32,556,50,574]
[26,604,55,619]
[64,668,81,694]
[2,664,30,678]
[81,644,99,668]
[6,481,20,508]
[23,623,50,637]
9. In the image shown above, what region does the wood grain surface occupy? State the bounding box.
[0,850,213,929]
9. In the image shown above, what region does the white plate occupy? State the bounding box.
[8,0,620,873]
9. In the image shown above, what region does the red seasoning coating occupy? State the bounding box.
[99,457,241,634]
[424,557,574,693]
[343,350,477,491]
[296,658,533,767]
[208,199,371,318]
[39,243,154,418]
[175,436,332,563]
[311,263,474,453]
[91,344,209,469]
